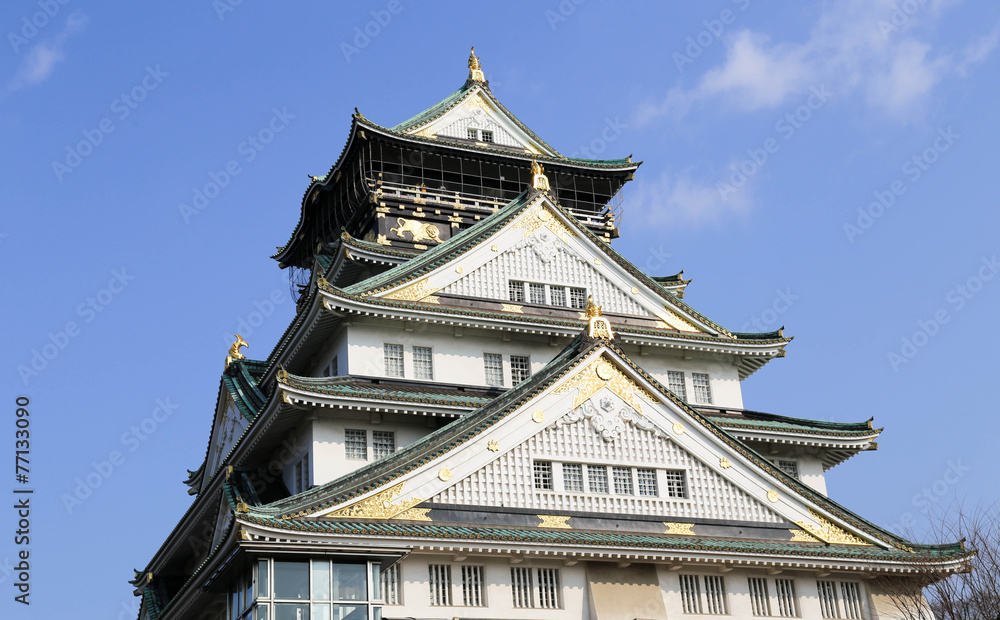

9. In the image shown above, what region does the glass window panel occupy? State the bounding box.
[256,606,268,620]
[274,561,309,600]
[412,346,433,381]
[588,465,609,493]
[333,605,367,620]
[313,603,332,620]
[510,355,531,384]
[692,372,713,404]
[484,353,504,386]
[258,559,269,598]
[563,463,584,492]
[312,561,331,600]
[275,603,309,620]
[665,470,687,498]
[333,564,367,601]
[371,564,382,601]
[534,461,554,490]
[667,371,687,401]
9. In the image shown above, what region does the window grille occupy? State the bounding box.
[612,466,633,495]
[692,372,713,404]
[381,564,401,605]
[345,429,367,460]
[549,286,566,307]
[510,355,531,384]
[484,352,504,386]
[511,567,533,608]
[428,564,452,606]
[841,583,863,619]
[569,287,587,309]
[536,568,561,609]
[508,280,525,303]
[667,370,687,401]
[679,574,702,614]
[467,128,478,140]
[413,346,433,380]
[528,282,546,304]
[776,460,800,479]
[587,465,609,493]
[748,577,771,616]
[481,129,494,143]
[534,461,554,490]
[384,343,404,377]
[818,580,839,618]
[461,565,485,607]
[299,453,309,493]
[775,579,797,617]
[372,431,395,459]
[665,470,687,498]
[703,575,727,614]
[562,463,584,492]
[637,468,658,496]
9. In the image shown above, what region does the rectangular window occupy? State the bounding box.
[325,356,338,378]
[667,370,687,401]
[484,352,504,386]
[508,280,525,303]
[511,567,533,608]
[679,574,702,614]
[384,343,404,378]
[534,461,554,490]
[776,460,799,480]
[841,583,863,619]
[510,355,531,384]
[536,568,561,609]
[381,564,401,605]
[428,564,452,606]
[372,431,395,459]
[467,128,478,141]
[461,565,486,607]
[569,287,587,309]
[528,282,546,304]
[294,453,309,494]
[748,577,771,616]
[775,579,797,617]
[665,470,688,498]
[637,468,658,496]
[818,580,839,619]
[612,466,633,495]
[562,463,584,492]
[692,372,713,404]
[345,429,367,460]
[293,459,303,495]
[549,286,566,307]
[703,575,727,614]
[587,465,609,493]
[480,129,494,143]
[413,346,433,380]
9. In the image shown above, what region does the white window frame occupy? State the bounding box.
[510,354,531,384]
[383,343,404,378]
[372,430,395,460]
[664,469,688,498]
[775,459,800,480]
[461,565,486,607]
[413,345,434,380]
[692,372,713,404]
[667,370,688,401]
[345,429,368,461]
[484,352,504,387]
[534,460,554,490]
[428,564,452,606]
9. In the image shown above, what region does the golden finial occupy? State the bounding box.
[226,335,248,368]
[530,157,550,191]
[468,46,485,82]
[585,295,603,318]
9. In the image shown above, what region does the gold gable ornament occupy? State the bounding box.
[226,334,248,368]
[531,158,551,191]
[468,46,485,83]
[586,296,614,340]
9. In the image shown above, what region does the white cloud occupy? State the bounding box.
[5,12,87,96]
[957,21,1000,75]
[626,166,755,230]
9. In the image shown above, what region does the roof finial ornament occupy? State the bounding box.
[585,296,614,340]
[530,157,551,191]
[226,334,248,369]
[468,46,485,83]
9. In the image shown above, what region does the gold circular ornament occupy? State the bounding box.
[719,457,731,469]
[455,266,464,274]
[487,440,500,452]
[532,410,545,423]
[672,422,685,435]
[438,468,452,482]
[594,258,602,265]
[595,362,614,380]
[538,209,552,221]
[767,490,780,503]
[491,244,499,252]
[631,286,639,294]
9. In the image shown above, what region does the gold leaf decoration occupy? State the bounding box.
[664,522,695,536]
[672,422,685,435]
[660,305,700,333]
[554,355,657,415]
[384,278,440,301]
[487,440,500,452]
[719,457,731,469]
[538,515,571,529]
[767,490,780,503]
[531,410,545,423]
[513,205,575,242]
[795,509,871,546]
[438,468,452,482]
[325,482,424,520]
[789,528,822,543]
[395,507,432,521]
[501,303,523,313]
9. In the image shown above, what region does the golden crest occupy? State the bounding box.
[554,355,656,414]
[664,522,695,536]
[719,457,732,469]
[487,440,500,452]
[538,515,571,529]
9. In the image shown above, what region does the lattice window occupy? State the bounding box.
[679,574,702,613]
[510,355,531,384]
[467,128,478,141]
[637,468,658,496]
[484,352,504,386]
[428,564,452,606]
[775,579,797,617]
[612,466,633,495]
[508,280,526,303]
[665,469,687,498]
[381,563,401,605]
[345,429,367,460]
[703,575,727,614]
[528,282,546,304]
[481,129,494,143]
[412,346,433,380]
[511,567,533,608]
[587,465,609,493]
[748,577,771,616]
[692,372,713,404]
[384,343,404,378]
[569,287,587,309]
[818,581,839,618]
[667,370,687,400]
[550,286,566,307]
[563,463,584,492]
[372,431,395,459]
[534,461,554,490]
[841,582,863,619]
[536,568,561,609]
[776,460,799,480]
[461,565,485,607]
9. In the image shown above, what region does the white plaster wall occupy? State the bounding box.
[309,329,349,377]
[627,347,745,409]
[798,456,828,496]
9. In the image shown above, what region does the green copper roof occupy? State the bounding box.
[706,410,881,437]
[281,374,497,408]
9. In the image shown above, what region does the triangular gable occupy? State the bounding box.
[304,343,892,549]
[369,192,711,334]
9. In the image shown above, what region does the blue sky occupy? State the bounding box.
[2,1,999,617]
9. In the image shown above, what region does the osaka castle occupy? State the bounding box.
[132,49,969,620]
